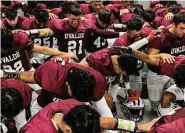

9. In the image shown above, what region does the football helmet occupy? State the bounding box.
[119,90,145,122]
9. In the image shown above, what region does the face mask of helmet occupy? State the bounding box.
[120,98,145,122]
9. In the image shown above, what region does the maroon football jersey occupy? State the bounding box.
[84,14,108,53]
[80,4,92,14]
[149,107,185,133]
[149,29,185,56]
[86,47,126,76]
[19,99,81,133]
[51,8,63,18]
[120,13,136,24]
[155,7,168,17]
[34,60,106,107]
[159,55,185,77]
[1,79,32,107]
[2,16,30,30]
[113,25,151,47]
[48,19,96,60]
[112,3,126,10]
[1,31,33,71]
[113,33,132,47]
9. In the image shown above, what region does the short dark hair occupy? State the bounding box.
[34,9,49,23]
[61,2,79,14]
[68,4,82,16]
[134,7,144,16]
[98,9,111,25]
[1,28,14,54]
[1,87,24,118]
[159,1,177,7]
[126,17,143,31]
[118,53,138,75]
[143,9,155,23]
[173,63,185,89]
[168,4,181,14]
[63,104,101,133]
[27,1,38,9]
[66,68,96,102]
[5,7,18,20]
[143,9,157,29]
[173,12,185,25]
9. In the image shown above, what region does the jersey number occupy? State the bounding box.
[2,60,24,71]
[68,40,83,54]
[93,37,106,48]
[34,37,58,47]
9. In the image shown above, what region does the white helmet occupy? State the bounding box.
[120,98,145,122]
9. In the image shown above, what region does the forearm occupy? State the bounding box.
[0,70,35,83]
[94,29,119,38]
[32,44,67,56]
[26,28,54,38]
[100,117,117,129]
[100,117,136,132]
[132,50,159,66]
[18,71,36,83]
[42,47,68,56]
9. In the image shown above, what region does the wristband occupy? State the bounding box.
[129,38,148,50]
[114,118,136,132]
[1,70,19,79]
[28,29,40,37]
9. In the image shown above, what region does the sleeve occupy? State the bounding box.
[13,31,34,50]
[148,35,162,49]
[86,19,119,38]
[19,128,38,133]
[154,16,164,27]
[155,8,168,17]
[37,3,47,9]
[94,29,119,38]
[113,38,124,46]
[120,13,136,24]
[142,26,153,37]
[34,63,44,87]
[34,61,64,92]
[50,99,82,114]
[51,8,62,16]
[48,19,63,37]
[34,61,57,89]
[180,6,185,13]
[86,53,101,69]
[2,18,7,25]
[159,59,174,77]
[149,118,185,133]
[162,19,172,27]
[149,0,160,9]
[21,18,36,30]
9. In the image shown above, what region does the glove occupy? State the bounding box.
[147,30,161,42]
[0,69,19,79]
